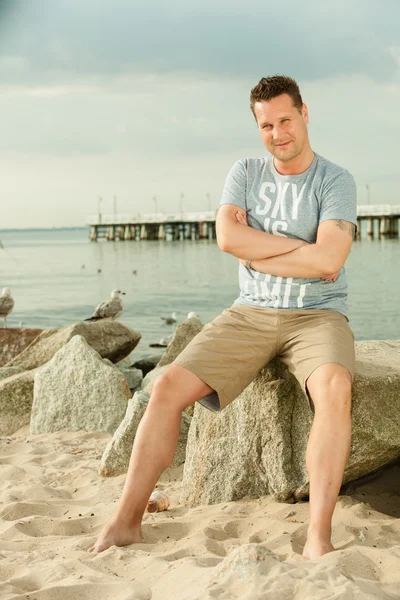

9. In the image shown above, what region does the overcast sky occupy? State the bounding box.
[1,0,399,228]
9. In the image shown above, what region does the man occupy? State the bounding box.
[90,75,357,560]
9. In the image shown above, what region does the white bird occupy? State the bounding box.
[0,288,14,328]
[84,289,126,321]
[161,311,177,325]
[187,311,198,319]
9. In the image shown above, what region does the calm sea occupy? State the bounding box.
[0,227,399,358]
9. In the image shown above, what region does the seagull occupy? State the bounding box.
[0,288,14,328]
[187,311,198,319]
[161,312,177,325]
[84,289,126,321]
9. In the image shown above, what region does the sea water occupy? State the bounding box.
[0,228,399,358]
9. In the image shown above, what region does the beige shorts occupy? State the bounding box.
[173,304,355,413]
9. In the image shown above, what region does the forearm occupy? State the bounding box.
[251,243,337,279]
[217,221,307,260]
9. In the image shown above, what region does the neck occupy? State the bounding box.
[273,146,315,176]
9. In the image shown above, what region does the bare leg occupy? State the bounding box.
[89,365,213,553]
[302,363,352,560]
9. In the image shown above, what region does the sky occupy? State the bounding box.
[0,0,399,228]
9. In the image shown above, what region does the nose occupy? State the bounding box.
[272,125,284,140]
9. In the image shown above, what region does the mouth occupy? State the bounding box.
[275,141,291,148]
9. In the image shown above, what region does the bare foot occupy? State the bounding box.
[89,519,142,553]
[303,529,335,560]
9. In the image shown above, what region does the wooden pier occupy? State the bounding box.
[355,205,400,239]
[86,211,218,242]
[86,205,400,242]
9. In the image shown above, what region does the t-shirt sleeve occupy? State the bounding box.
[319,171,357,227]
[219,159,247,211]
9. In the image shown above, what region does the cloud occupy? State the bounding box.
[0,0,399,88]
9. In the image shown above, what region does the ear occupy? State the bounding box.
[302,103,309,124]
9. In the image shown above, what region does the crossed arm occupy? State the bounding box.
[216,204,355,279]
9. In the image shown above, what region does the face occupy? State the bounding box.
[253,94,310,163]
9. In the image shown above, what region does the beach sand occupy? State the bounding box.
[0,427,399,600]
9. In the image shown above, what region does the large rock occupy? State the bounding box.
[119,367,143,391]
[99,390,191,476]
[0,328,43,367]
[0,366,25,381]
[30,335,131,435]
[182,340,400,507]
[0,367,41,435]
[131,353,163,377]
[157,316,204,367]
[5,320,141,371]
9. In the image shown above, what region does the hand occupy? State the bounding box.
[235,210,248,226]
[320,272,339,282]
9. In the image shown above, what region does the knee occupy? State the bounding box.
[307,366,352,411]
[151,365,180,403]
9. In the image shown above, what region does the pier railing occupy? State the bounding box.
[356,204,400,216]
[87,211,217,225]
[86,206,400,241]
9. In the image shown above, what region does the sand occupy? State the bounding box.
[0,427,399,600]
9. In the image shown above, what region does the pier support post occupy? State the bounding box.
[89,226,98,242]
[391,218,399,238]
[367,218,374,238]
[191,224,198,241]
[380,218,390,237]
[140,224,148,240]
[356,219,361,240]
[106,226,115,241]
[158,224,166,240]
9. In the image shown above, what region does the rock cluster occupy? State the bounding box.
[0,321,143,436]
[5,320,141,370]
[0,315,398,508]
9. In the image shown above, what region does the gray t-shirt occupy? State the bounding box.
[220,153,357,317]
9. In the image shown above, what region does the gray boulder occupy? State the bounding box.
[131,353,164,377]
[30,335,131,435]
[119,367,143,391]
[0,328,43,367]
[0,366,25,381]
[157,316,203,367]
[115,356,133,369]
[5,320,141,371]
[0,367,41,435]
[182,340,400,507]
[99,390,191,476]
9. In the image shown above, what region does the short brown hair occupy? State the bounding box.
[250,75,303,119]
